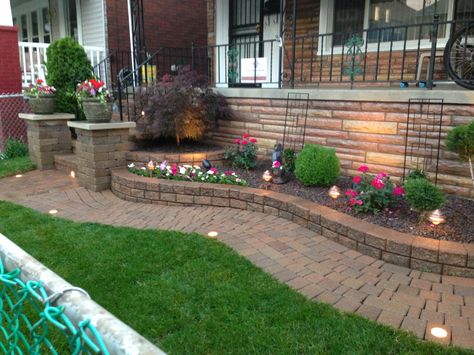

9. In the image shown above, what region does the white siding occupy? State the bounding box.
[80,0,105,49]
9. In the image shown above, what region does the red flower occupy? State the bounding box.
[243,133,249,139]
[210,167,218,174]
[393,186,405,196]
[371,178,384,190]
[241,140,248,145]
[353,176,361,184]
[345,189,357,197]
[356,199,363,206]
[234,138,240,145]
[250,138,257,144]
[36,79,43,85]
[349,198,356,206]
[358,165,369,173]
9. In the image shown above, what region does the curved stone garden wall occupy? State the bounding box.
[111,169,474,278]
[126,149,226,166]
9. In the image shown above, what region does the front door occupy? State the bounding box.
[229,0,264,86]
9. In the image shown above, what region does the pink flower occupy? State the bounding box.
[243,133,249,139]
[345,189,357,197]
[234,138,240,145]
[170,165,178,176]
[250,138,257,144]
[224,171,233,176]
[209,167,218,175]
[356,199,363,206]
[358,165,369,173]
[241,140,248,145]
[349,198,356,206]
[272,160,281,169]
[393,186,405,196]
[371,178,384,190]
[375,172,388,180]
[353,176,361,184]
[159,160,168,171]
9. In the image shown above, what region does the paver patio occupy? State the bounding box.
[1,169,474,349]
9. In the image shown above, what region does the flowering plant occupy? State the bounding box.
[128,161,248,186]
[346,165,404,214]
[76,79,112,104]
[224,133,258,170]
[23,79,56,98]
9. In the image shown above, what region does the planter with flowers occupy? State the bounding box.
[23,79,56,114]
[76,79,112,123]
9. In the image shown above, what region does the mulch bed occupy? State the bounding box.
[231,160,474,244]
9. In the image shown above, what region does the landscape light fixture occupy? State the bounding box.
[429,209,445,226]
[207,231,218,238]
[70,171,76,178]
[15,174,22,178]
[202,159,212,171]
[328,185,341,199]
[49,209,58,215]
[262,170,272,189]
[430,327,448,339]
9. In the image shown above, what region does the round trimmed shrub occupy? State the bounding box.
[404,177,445,212]
[295,144,340,186]
[46,38,92,115]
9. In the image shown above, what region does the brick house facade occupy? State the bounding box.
[206,0,474,198]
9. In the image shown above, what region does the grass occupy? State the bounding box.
[0,201,471,354]
[0,156,35,178]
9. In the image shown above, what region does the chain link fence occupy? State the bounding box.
[0,93,30,154]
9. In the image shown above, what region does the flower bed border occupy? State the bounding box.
[111,169,474,278]
[126,149,226,166]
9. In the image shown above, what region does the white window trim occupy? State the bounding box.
[319,0,455,55]
[12,0,50,43]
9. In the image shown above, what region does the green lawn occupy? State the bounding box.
[0,201,470,355]
[0,156,35,178]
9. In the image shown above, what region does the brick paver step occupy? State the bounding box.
[0,170,473,350]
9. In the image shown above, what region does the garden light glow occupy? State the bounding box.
[429,209,445,225]
[328,185,341,199]
[262,170,272,183]
[208,231,218,238]
[48,209,58,215]
[147,160,155,171]
[15,174,22,178]
[70,171,76,178]
[430,327,448,339]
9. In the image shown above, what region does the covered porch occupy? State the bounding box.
[10,0,107,87]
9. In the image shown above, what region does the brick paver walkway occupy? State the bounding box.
[1,170,474,349]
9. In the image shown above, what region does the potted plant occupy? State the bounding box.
[76,79,112,123]
[23,79,56,114]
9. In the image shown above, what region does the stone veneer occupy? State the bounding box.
[213,96,474,198]
[112,168,474,278]
[69,121,135,192]
[20,113,73,170]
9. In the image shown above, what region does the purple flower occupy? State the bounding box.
[90,89,96,96]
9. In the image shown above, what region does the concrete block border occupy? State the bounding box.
[111,169,474,278]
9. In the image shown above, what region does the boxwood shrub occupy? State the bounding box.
[404,177,445,212]
[295,144,340,186]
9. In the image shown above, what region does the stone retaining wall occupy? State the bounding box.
[126,149,226,167]
[111,169,474,278]
[213,98,474,198]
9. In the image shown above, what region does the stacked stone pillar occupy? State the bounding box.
[68,121,135,192]
[20,113,73,169]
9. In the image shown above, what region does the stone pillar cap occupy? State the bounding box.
[68,121,136,130]
[20,113,75,121]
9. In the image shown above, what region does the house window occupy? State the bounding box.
[320,0,458,50]
[42,8,51,43]
[20,14,28,42]
[31,11,39,43]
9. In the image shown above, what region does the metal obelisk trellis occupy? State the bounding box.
[282,92,309,152]
[402,98,444,185]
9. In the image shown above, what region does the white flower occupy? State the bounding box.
[183,164,191,169]
[194,165,201,169]
[207,170,214,175]
[232,172,236,176]
[236,178,241,182]
[166,173,170,176]
[201,177,205,181]
[179,167,186,175]
[128,163,135,168]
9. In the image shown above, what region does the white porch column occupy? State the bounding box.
[0,0,13,26]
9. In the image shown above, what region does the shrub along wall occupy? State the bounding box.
[212,97,474,198]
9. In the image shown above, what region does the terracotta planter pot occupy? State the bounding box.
[29,96,56,114]
[82,98,112,123]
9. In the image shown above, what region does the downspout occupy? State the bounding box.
[127,0,136,85]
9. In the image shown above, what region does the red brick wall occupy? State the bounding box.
[214,97,474,198]
[0,26,21,93]
[106,0,207,54]
[0,26,26,148]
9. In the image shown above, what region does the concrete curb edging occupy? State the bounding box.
[111,169,474,278]
[0,233,165,355]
